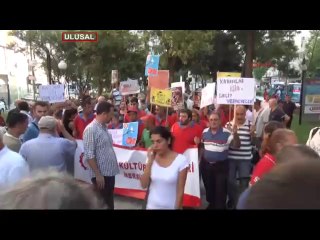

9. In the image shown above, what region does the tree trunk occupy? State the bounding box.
[244,31,255,78]
[98,79,103,96]
[44,48,52,84]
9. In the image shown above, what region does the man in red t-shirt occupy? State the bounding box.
[73,96,95,139]
[154,105,176,129]
[171,109,202,154]
[127,106,145,144]
[124,97,146,123]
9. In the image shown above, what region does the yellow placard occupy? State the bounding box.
[217,72,241,78]
[150,88,172,107]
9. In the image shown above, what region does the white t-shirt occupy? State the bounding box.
[147,154,190,209]
[0,146,30,190]
[306,127,320,156]
[246,109,253,123]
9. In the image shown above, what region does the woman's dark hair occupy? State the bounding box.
[261,121,285,155]
[150,126,172,148]
[63,108,77,134]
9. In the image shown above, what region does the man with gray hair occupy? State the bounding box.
[19,116,77,173]
[0,128,30,189]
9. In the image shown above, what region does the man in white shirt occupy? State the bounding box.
[0,128,30,189]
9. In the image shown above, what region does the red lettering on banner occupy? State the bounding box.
[124,172,128,178]
[148,68,158,75]
[119,162,124,169]
[129,163,135,170]
[79,152,87,170]
[138,162,143,171]
[126,137,137,146]
[133,162,138,170]
[123,163,129,170]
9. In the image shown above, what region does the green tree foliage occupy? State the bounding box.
[9,30,147,97]
[229,30,299,78]
[143,30,215,82]
[306,30,320,77]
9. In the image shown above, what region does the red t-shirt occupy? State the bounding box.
[155,115,176,129]
[137,120,145,144]
[124,110,147,123]
[171,122,202,154]
[250,153,276,186]
[197,120,208,131]
[73,113,95,139]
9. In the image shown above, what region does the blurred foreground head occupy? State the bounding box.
[245,160,320,209]
[0,169,106,209]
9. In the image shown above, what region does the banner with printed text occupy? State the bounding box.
[171,86,184,110]
[150,88,172,107]
[74,140,201,208]
[145,54,160,76]
[217,77,255,105]
[119,80,140,95]
[217,72,241,78]
[200,83,216,109]
[39,84,65,103]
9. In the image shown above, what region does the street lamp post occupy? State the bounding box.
[28,59,37,101]
[299,58,307,125]
[58,60,68,98]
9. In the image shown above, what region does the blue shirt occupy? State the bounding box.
[22,120,39,143]
[202,127,233,162]
[19,133,77,172]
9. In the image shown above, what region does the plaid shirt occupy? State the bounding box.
[83,119,119,178]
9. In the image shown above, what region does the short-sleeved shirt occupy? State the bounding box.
[19,133,77,172]
[202,127,233,162]
[0,146,30,189]
[142,129,152,148]
[269,107,286,122]
[147,154,190,209]
[74,113,95,139]
[250,153,276,186]
[282,101,296,117]
[155,115,176,129]
[171,122,202,154]
[83,119,119,178]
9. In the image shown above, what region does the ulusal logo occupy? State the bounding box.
[62,32,98,42]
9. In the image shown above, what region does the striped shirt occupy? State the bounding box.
[83,119,119,178]
[226,120,252,161]
[202,127,233,162]
[112,89,122,106]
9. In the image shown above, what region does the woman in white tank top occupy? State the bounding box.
[140,126,189,209]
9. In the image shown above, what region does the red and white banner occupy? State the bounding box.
[74,140,201,208]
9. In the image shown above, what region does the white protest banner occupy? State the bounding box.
[171,82,185,94]
[108,129,123,145]
[39,84,65,103]
[74,142,201,208]
[217,77,255,105]
[119,80,140,95]
[200,83,215,109]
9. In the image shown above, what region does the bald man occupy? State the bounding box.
[268,98,290,124]
[225,105,254,209]
[94,96,106,112]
